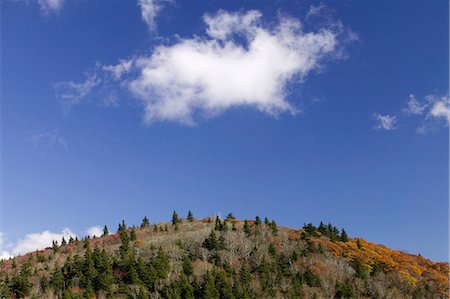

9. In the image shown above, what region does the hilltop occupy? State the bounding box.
[0,212,448,298]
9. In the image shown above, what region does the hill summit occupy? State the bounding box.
[1,212,448,298]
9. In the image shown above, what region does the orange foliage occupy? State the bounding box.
[314,238,449,297]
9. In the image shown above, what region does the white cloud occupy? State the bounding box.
[403,94,427,115]
[374,113,397,131]
[54,9,351,125]
[401,93,450,133]
[31,130,68,151]
[38,0,64,14]
[0,233,12,260]
[138,0,168,31]
[428,95,450,125]
[53,74,101,113]
[86,226,103,238]
[103,59,134,80]
[127,10,344,124]
[12,228,76,256]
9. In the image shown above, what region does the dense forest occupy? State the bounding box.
[0,211,448,298]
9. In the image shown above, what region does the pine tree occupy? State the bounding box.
[119,229,130,256]
[130,228,137,241]
[264,217,270,225]
[61,237,67,246]
[182,257,193,276]
[214,216,223,231]
[356,238,363,250]
[50,266,64,296]
[187,210,194,222]
[255,216,261,225]
[52,240,59,253]
[103,225,109,236]
[141,216,150,228]
[340,229,349,242]
[172,211,180,225]
[226,213,235,220]
[203,230,218,251]
[270,220,278,236]
[232,222,237,231]
[243,220,251,236]
[222,221,229,232]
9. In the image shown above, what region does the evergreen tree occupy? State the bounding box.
[187,210,194,222]
[356,238,363,250]
[119,229,130,256]
[61,237,67,246]
[214,216,223,231]
[153,225,158,232]
[243,220,251,237]
[103,225,109,236]
[52,240,59,253]
[130,228,137,241]
[255,216,261,225]
[270,220,278,236]
[203,230,218,251]
[50,266,64,296]
[182,257,194,276]
[231,222,237,231]
[10,262,32,298]
[141,216,150,228]
[222,221,229,232]
[340,229,349,242]
[264,217,270,225]
[203,271,220,299]
[226,213,235,220]
[172,211,180,225]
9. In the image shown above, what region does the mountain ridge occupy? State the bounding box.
[1,213,448,298]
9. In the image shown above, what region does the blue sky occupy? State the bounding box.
[1,0,448,261]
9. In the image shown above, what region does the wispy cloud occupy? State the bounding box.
[404,94,449,133]
[138,0,170,31]
[375,93,449,133]
[30,130,68,151]
[403,94,427,115]
[38,0,64,14]
[53,73,101,113]
[373,113,397,131]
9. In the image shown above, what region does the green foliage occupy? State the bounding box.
[187,210,194,222]
[172,211,180,225]
[340,229,349,242]
[243,220,251,237]
[103,225,109,236]
[141,217,150,228]
[356,238,363,250]
[130,228,137,241]
[214,216,223,231]
[52,240,59,253]
[226,213,235,220]
[353,260,368,279]
[10,262,33,298]
[335,281,354,298]
[182,257,193,276]
[203,230,225,251]
[3,214,444,299]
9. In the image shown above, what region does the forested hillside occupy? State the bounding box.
[0,212,448,298]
